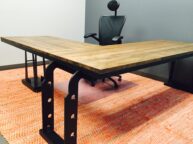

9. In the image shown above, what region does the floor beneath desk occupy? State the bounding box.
[0,67,193,144]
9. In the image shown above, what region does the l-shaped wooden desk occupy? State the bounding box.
[1,36,193,144]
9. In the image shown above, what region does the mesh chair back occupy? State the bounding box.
[99,16,126,45]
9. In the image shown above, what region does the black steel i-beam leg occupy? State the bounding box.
[64,71,83,144]
[165,61,176,86]
[43,57,46,76]
[40,61,83,144]
[165,60,193,93]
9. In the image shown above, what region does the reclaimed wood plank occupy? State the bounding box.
[1,36,193,74]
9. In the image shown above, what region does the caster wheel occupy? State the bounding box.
[91,82,96,87]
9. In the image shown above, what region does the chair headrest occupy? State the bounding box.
[107,0,120,12]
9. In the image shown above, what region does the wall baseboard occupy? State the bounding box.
[0,61,50,71]
[133,71,167,82]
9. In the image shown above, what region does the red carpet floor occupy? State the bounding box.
[0,67,193,144]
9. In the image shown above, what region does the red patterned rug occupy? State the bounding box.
[0,68,193,144]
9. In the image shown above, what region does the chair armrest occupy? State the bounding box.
[112,36,123,43]
[84,33,99,42]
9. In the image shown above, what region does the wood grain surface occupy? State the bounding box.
[1,36,193,74]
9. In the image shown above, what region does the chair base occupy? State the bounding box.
[90,75,122,89]
[108,77,119,89]
[116,75,122,81]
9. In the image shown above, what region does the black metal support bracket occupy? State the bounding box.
[40,61,83,144]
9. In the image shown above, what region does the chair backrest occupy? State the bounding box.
[99,16,126,45]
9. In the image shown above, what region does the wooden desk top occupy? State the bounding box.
[2,36,193,74]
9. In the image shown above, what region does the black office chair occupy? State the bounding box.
[84,0,126,88]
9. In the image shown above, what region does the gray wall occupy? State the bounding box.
[0,0,86,66]
[85,0,193,81]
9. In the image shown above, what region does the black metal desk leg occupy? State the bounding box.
[41,62,56,132]
[65,71,83,144]
[43,57,46,76]
[165,61,176,87]
[165,60,193,93]
[40,61,83,144]
[32,54,38,89]
[40,62,63,144]
[165,61,176,86]
[22,52,42,92]
[168,61,176,83]
[25,51,29,80]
